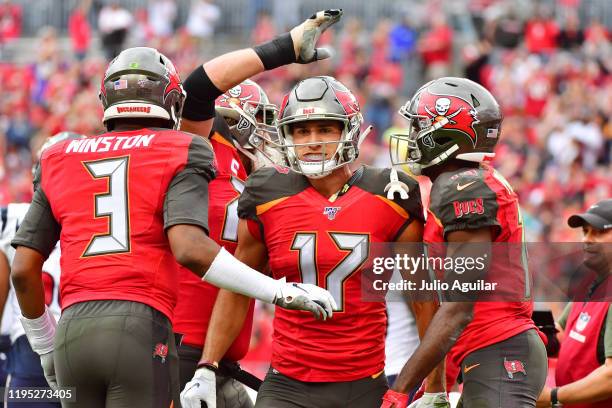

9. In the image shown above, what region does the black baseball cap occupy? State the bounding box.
[568,199,612,230]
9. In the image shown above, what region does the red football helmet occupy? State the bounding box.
[100,47,185,130]
[390,77,502,174]
[277,76,370,178]
[215,79,282,168]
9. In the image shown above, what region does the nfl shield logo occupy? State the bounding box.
[323,207,341,220]
[576,312,591,332]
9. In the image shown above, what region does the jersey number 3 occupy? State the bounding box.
[292,233,369,311]
[82,157,130,257]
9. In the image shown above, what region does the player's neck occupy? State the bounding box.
[307,165,353,199]
[424,160,479,182]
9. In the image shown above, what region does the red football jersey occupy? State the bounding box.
[424,164,536,373]
[173,117,254,359]
[238,166,424,382]
[38,129,215,321]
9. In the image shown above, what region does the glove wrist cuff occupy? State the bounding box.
[197,360,219,373]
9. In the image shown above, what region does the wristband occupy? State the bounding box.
[20,306,57,355]
[197,359,219,372]
[551,387,560,407]
[252,33,295,70]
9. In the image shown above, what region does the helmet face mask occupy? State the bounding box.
[390,77,502,175]
[99,47,186,130]
[277,76,369,179]
[215,80,285,169]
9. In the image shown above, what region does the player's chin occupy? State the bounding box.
[584,253,606,272]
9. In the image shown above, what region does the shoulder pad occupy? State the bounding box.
[185,134,216,182]
[356,166,424,222]
[238,167,309,220]
[210,113,234,145]
[430,167,500,231]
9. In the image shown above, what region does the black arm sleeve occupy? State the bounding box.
[181,65,223,121]
[11,189,60,259]
[164,136,216,232]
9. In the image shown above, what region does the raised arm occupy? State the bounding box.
[180,9,343,137]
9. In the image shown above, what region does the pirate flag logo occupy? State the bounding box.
[416,90,480,146]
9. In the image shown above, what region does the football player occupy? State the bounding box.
[0,132,84,408]
[181,75,426,408]
[174,81,283,408]
[9,10,341,405]
[383,77,548,407]
[214,78,285,172]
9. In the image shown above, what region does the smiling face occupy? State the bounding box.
[582,225,612,273]
[289,120,344,162]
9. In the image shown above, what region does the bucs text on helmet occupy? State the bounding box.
[99,47,186,130]
[215,79,284,169]
[277,76,371,178]
[390,77,502,174]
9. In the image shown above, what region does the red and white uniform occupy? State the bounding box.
[33,129,215,321]
[238,166,424,382]
[424,164,537,386]
[173,117,254,360]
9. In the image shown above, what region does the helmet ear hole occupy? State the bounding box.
[436,136,452,145]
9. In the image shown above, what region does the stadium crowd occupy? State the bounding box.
[0,1,610,244]
[1,1,607,244]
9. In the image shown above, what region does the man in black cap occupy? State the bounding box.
[537,198,612,407]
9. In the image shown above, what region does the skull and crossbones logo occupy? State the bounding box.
[220,85,256,113]
[424,97,463,124]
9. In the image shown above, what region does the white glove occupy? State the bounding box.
[39,352,57,390]
[290,9,343,63]
[274,278,337,320]
[180,367,216,408]
[407,392,451,408]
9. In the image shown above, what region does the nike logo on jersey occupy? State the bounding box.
[464,363,480,374]
[456,181,477,191]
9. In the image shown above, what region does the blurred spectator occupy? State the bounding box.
[185,0,221,46]
[98,2,133,60]
[6,109,32,149]
[557,11,584,51]
[68,0,92,61]
[524,7,559,55]
[251,11,276,45]
[418,14,453,80]
[149,0,177,39]
[389,15,417,63]
[492,6,523,49]
[583,19,611,63]
[0,0,21,45]
[132,8,154,45]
